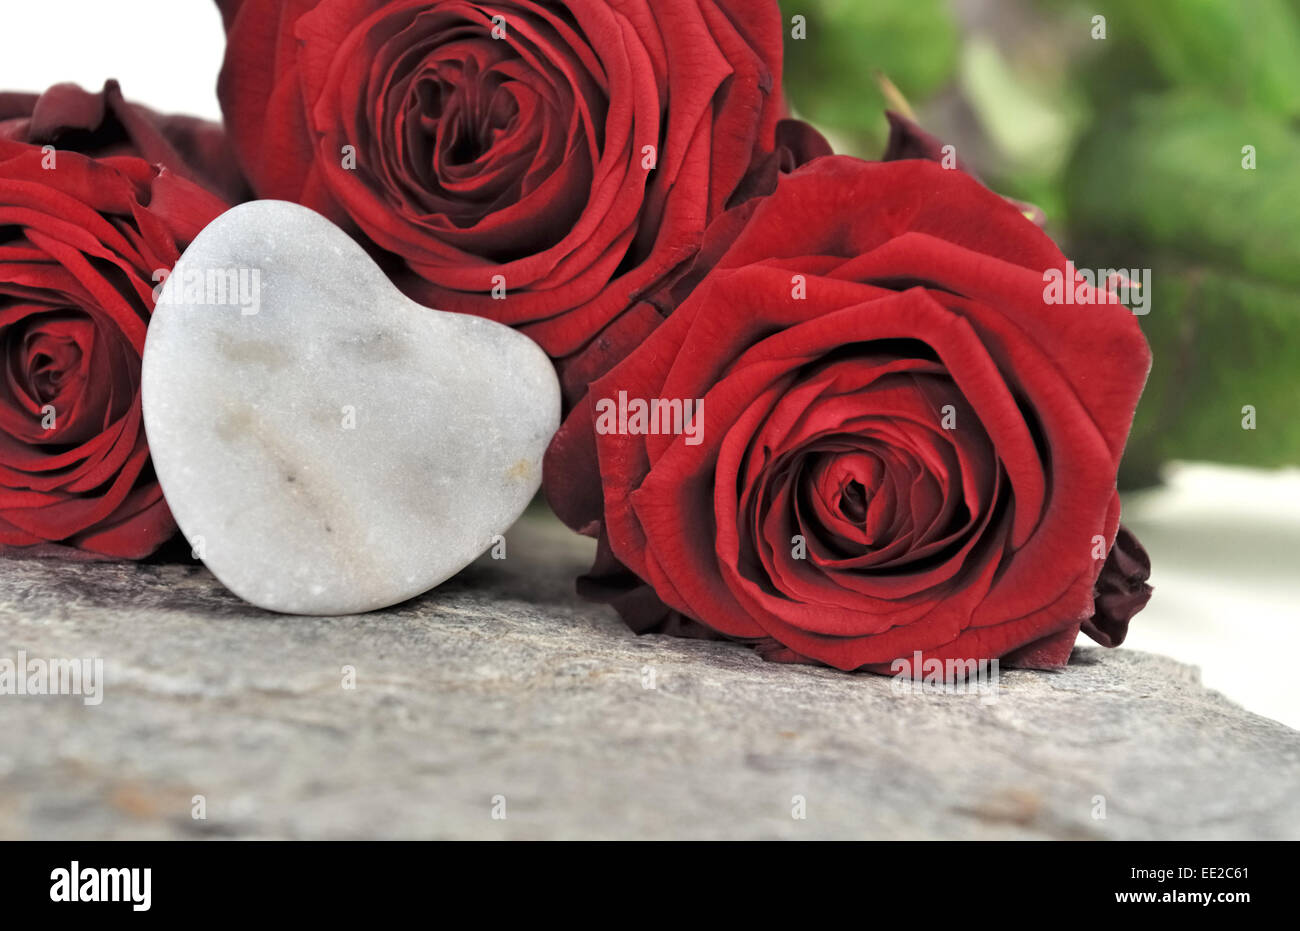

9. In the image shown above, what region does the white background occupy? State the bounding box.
[1,2,225,120]
[4,2,1299,726]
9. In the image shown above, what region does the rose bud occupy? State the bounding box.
[0,83,233,558]
[545,157,1152,671]
[882,110,1046,227]
[1,80,247,204]
[1082,525,1153,648]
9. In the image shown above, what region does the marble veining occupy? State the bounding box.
[141,200,560,614]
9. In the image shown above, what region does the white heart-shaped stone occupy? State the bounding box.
[141,200,560,615]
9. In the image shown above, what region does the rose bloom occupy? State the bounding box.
[0,82,234,558]
[545,156,1152,670]
[214,0,801,366]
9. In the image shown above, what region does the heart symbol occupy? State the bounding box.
[141,201,560,614]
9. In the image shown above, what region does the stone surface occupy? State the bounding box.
[1,508,1297,840]
[141,200,559,615]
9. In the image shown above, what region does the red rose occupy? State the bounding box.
[545,156,1151,671]
[881,110,1046,227]
[214,0,794,362]
[1,81,248,205]
[0,83,232,558]
[553,117,830,406]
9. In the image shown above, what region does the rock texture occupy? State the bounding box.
[1,508,1297,840]
[142,200,559,615]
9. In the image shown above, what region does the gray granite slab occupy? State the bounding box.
[1,509,1296,839]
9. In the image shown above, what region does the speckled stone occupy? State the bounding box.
[141,201,559,614]
[1,510,1297,840]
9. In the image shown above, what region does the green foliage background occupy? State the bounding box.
[778,0,1300,486]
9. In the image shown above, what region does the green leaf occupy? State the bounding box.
[1117,0,1300,119]
[1121,266,1300,483]
[778,0,959,148]
[1067,94,1300,289]
[1066,94,1300,477]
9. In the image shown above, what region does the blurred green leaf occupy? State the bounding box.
[1117,0,1300,118]
[1068,94,1300,288]
[1121,266,1300,483]
[778,0,958,150]
[1067,94,1300,478]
